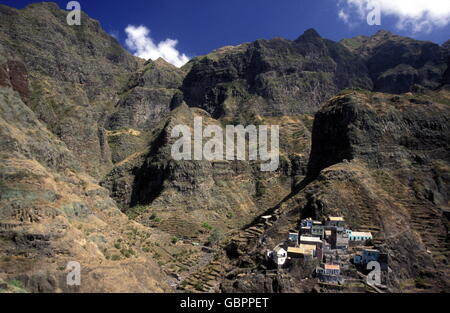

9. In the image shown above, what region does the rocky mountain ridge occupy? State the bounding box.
[0,2,448,293]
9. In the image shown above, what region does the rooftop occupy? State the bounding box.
[299,244,316,252]
[324,264,340,271]
[288,245,316,255]
[328,217,344,222]
[274,246,286,253]
[287,247,303,254]
[350,231,372,237]
[300,236,323,243]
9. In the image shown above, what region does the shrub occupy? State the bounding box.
[8,280,24,289]
[207,229,222,245]
[201,223,213,231]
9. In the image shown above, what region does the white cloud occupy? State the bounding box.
[125,25,190,67]
[338,0,450,33]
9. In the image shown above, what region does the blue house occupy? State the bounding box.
[288,232,299,245]
[354,249,380,265]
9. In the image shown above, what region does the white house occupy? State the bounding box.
[272,246,287,266]
[348,231,373,242]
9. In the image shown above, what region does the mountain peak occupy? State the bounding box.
[296,28,322,42]
[25,2,60,11]
[374,29,394,38]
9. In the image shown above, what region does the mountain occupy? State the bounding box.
[219,90,450,293]
[181,28,372,119]
[0,3,449,293]
[341,30,448,93]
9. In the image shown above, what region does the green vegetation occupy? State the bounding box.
[8,280,24,289]
[194,282,204,291]
[255,180,267,199]
[125,205,148,220]
[207,229,222,245]
[4,280,28,293]
[120,248,135,258]
[201,223,213,231]
[340,38,363,51]
[149,213,162,223]
[415,277,428,289]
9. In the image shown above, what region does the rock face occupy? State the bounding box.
[303,92,450,291]
[0,3,180,293]
[0,87,169,293]
[217,91,450,293]
[108,58,186,131]
[181,28,372,119]
[341,30,447,93]
[0,2,139,178]
[0,2,449,293]
[101,105,300,239]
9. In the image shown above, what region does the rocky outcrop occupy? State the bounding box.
[341,30,447,93]
[108,58,186,131]
[308,91,450,179]
[216,90,450,292]
[0,86,170,293]
[0,2,140,178]
[181,29,372,119]
[102,105,297,240]
[0,60,30,102]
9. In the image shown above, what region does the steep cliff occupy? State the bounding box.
[0,2,449,294]
[181,29,372,120]
[341,30,447,93]
[216,90,450,293]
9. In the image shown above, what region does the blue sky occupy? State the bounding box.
[2,0,450,66]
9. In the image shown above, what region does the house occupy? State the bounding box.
[301,218,313,228]
[348,231,373,243]
[311,224,325,239]
[353,253,363,265]
[330,227,349,250]
[272,246,287,266]
[287,247,302,259]
[354,249,380,265]
[301,226,311,236]
[300,236,323,260]
[362,249,380,264]
[261,215,272,225]
[288,232,299,246]
[316,264,343,284]
[353,249,388,270]
[325,216,345,228]
[324,230,332,241]
[300,236,323,246]
[287,244,316,260]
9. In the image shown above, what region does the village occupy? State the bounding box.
[266,216,390,292]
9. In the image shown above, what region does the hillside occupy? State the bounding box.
[0,2,448,293]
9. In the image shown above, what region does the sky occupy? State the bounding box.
[2,0,450,67]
